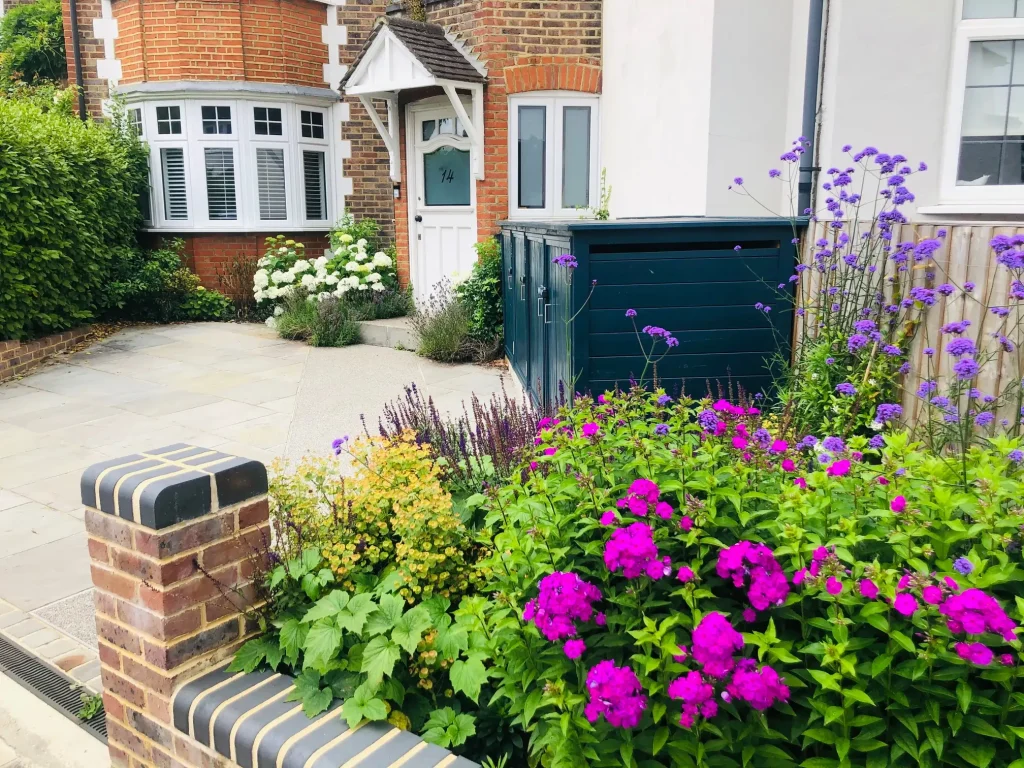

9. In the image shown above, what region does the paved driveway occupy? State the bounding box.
[0,322,505,691]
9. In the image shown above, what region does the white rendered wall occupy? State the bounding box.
[601,0,715,218]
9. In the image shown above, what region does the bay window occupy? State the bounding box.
[509,93,599,218]
[131,96,337,230]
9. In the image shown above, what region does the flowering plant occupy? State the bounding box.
[465,387,1024,768]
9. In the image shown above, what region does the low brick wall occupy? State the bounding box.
[0,326,93,382]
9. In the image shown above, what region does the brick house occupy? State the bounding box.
[58,0,600,297]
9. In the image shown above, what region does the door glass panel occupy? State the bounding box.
[423,146,470,206]
[562,106,591,209]
[421,120,436,141]
[518,105,546,208]
[438,117,454,135]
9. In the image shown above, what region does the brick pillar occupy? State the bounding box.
[81,444,270,768]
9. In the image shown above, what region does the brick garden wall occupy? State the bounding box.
[389,0,602,274]
[0,327,94,383]
[61,0,106,117]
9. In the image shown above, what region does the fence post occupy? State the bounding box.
[81,444,270,768]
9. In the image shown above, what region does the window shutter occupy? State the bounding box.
[160,147,188,220]
[204,148,237,220]
[256,148,287,220]
[302,150,327,220]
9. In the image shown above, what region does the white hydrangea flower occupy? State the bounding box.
[270,270,286,284]
[345,276,361,288]
[357,238,367,247]
[366,272,381,283]
[357,283,369,291]
[254,269,270,288]
[278,246,288,254]
[371,282,386,292]
[314,256,328,269]
[306,294,316,303]
[337,284,350,294]
[325,275,339,285]
[273,305,285,317]
[317,291,332,302]
[292,259,311,273]
[333,247,344,256]
[345,261,360,272]
[266,286,280,299]
[265,316,278,329]
[372,252,392,268]
[340,233,354,244]
[300,274,316,289]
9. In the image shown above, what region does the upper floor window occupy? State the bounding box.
[129,107,143,138]
[508,93,599,218]
[300,110,325,139]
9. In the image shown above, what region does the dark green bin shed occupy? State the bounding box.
[499,218,801,410]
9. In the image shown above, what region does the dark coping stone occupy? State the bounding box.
[109,463,182,520]
[172,666,236,734]
[448,758,482,768]
[277,709,349,768]
[232,696,304,768]
[138,470,212,529]
[93,458,163,515]
[256,701,342,768]
[150,445,211,461]
[144,443,192,456]
[212,675,294,757]
[182,451,233,467]
[308,721,395,768]
[192,670,276,747]
[213,457,269,508]
[346,729,422,767]
[409,742,461,767]
[80,454,147,507]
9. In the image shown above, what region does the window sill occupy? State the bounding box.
[142,224,333,233]
[917,203,1024,215]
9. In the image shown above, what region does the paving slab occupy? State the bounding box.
[0,532,91,610]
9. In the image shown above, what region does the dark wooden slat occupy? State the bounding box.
[588,328,780,356]
[587,247,779,262]
[588,352,775,380]
[588,376,773,399]
[589,306,790,333]
[590,282,770,310]
[590,256,782,285]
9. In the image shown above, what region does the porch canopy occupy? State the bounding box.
[340,16,487,181]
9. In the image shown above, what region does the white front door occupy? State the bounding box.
[408,105,478,304]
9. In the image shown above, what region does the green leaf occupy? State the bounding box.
[890,631,916,654]
[227,638,267,674]
[800,759,839,768]
[365,594,405,636]
[808,669,841,691]
[392,606,432,654]
[843,689,875,706]
[955,743,996,768]
[361,636,401,685]
[802,728,836,745]
[264,642,284,671]
[957,680,972,713]
[966,716,1004,740]
[449,656,489,703]
[422,707,476,748]
[824,706,845,725]
[286,668,332,717]
[925,726,944,760]
[301,686,333,718]
[851,737,887,752]
[435,621,469,659]
[522,690,544,728]
[301,590,350,624]
[279,619,307,663]
[336,593,377,634]
[870,654,893,678]
[342,681,387,729]
[835,737,851,762]
[303,623,343,672]
[653,726,669,756]
[892,730,918,760]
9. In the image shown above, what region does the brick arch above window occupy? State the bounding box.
[504,61,601,95]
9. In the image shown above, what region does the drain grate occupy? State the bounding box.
[0,633,107,742]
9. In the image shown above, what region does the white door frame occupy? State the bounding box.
[405,96,478,300]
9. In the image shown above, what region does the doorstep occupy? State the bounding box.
[358,317,418,351]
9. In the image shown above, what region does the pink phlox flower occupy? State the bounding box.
[894,593,919,616]
[877,476,889,486]
[742,608,757,622]
[655,501,674,520]
[677,565,695,583]
[725,660,790,711]
[668,670,716,729]
[680,515,694,532]
[604,523,667,580]
[812,547,829,562]
[944,576,959,591]
[794,477,807,489]
[922,585,944,605]
[897,573,911,590]
[733,436,749,450]
[599,511,616,526]
[940,588,1018,642]
[582,422,599,438]
[523,571,602,642]
[826,577,843,595]
[714,421,728,436]
[584,661,647,728]
[770,440,788,454]
[859,579,879,599]
[717,542,790,609]
[691,612,745,678]
[1000,653,1015,666]
[781,458,796,472]
[793,568,808,585]
[544,446,557,456]
[595,612,607,626]
[956,641,994,666]
[563,638,586,659]
[826,459,851,476]
[673,644,689,663]
[891,495,907,513]
[618,478,660,516]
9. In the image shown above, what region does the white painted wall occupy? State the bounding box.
[816,0,955,217]
[705,0,807,217]
[601,0,715,218]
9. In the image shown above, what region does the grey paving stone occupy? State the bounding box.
[17,628,61,649]
[70,660,101,683]
[35,637,79,660]
[0,611,28,630]
[0,533,92,612]
[3,618,46,639]
[0,504,84,559]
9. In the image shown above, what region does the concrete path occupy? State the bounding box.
[0,322,504,701]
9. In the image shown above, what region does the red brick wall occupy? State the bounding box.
[141,232,332,292]
[0,327,94,382]
[62,0,107,117]
[387,0,602,273]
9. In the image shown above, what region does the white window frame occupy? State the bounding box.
[508,92,600,219]
[933,9,1024,212]
[133,97,338,231]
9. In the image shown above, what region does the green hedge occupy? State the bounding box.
[0,97,148,340]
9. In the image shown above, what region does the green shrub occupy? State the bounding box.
[0,0,66,85]
[411,280,473,363]
[104,239,231,323]
[0,94,147,340]
[273,290,360,347]
[345,284,414,322]
[457,238,503,346]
